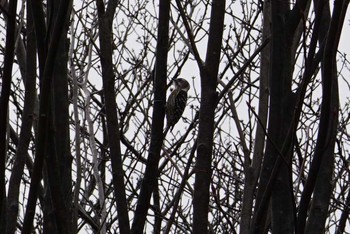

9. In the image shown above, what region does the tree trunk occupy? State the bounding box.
[131,0,170,232]
[193,0,225,232]
[0,0,18,230]
[299,0,348,232]
[239,0,270,232]
[96,0,130,233]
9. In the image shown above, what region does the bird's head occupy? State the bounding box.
[173,78,190,92]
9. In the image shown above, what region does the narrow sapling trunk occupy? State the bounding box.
[193,0,226,232]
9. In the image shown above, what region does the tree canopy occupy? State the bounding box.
[0,0,349,233]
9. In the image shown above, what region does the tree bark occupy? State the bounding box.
[251,0,310,232]
[6,4,36,233]
[131,0,170,232]
[22,0,72,232]
[193,0,225,232]
[239,0,270,232]
[95,0,130,233]
[0,0,18,231]
[298,0,348,232]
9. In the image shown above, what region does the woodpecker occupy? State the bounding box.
[165,78,190,132]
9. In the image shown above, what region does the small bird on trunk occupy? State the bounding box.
[165,78,190,133]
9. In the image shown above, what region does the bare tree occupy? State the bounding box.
[0,0,350,233]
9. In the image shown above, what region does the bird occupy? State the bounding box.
[165,78,190,133]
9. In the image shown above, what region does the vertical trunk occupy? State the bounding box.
[49,0,72,231]
[304,1,335,233]
[299,0,348,232]
[95,1,130,233]
[40,1,72,233]
[239,0,270,232]
[131,0,170,232]
[0,0,18,231]
[35,1,72,233]
[22,0,48,231]
[22,0,72,232]
[269,0,296,230]
[6,3,37,234]
[192,0,225,232]
[252,0,304,232]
